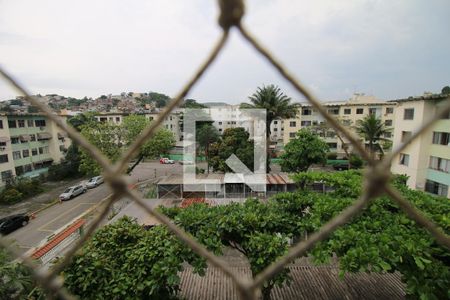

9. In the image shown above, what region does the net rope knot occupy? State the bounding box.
[218,0,245,30]
[364,165,391,199]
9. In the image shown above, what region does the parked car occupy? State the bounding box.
[179,160,194,165]
[333,163,350,171]
[86,176,104,188]
[159,157,174,164]
[59,185,87,201]
[0,214,30,235]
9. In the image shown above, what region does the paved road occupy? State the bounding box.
[3,161,183,255]
[6,183,112,254]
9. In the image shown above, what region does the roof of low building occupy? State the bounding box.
[388,93,449,103]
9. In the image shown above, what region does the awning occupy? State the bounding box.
[37,132,52,140]
[57,132,68,139]
[0,137,9,142]
[20,134,31,142]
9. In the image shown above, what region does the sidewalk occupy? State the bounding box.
[0,178,87,218]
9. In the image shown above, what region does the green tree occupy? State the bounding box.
[208,127,254,172]
[196,123,220,173]
[241,85,298,170]
[68,112,96,131]
[122,115,175,173]
[355,114,391,159]
[441,85,450,95]
[63,217,206,299]
[148,92,170,108]
[79,121,125,175]
[183,99,207,108]
[279,129,329,173]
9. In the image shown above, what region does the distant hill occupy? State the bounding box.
[201,102,231,107]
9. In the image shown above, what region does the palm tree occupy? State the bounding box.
[356,114,391,159]
[241,85,298,171]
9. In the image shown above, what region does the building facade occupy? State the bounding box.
[0,114,71,186]
[282,94,396,157]
[390,94,450,198]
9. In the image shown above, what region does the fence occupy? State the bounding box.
[1,0,449,299]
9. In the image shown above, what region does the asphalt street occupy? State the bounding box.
[2,161,184,255]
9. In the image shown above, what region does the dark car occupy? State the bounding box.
[0,214,30,235]
[333,163,350,171]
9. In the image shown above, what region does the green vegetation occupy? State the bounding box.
[208,127,254,172]
[77,114,175,175]
[58,171,450,299]
[0,178,44,205]
[355,114,392,158]
[241,85,298,170]
[279,129,329,172]
[63,217,206,299]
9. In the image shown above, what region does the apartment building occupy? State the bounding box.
[390,94,450,198]
[95,111,183,142]
[283,94,396,157]
[0,114,71,187]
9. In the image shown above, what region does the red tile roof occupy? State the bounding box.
[31,219,85,259]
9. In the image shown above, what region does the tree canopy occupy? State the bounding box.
[208,127,254,172]
[355,114,391,158]
[279,129,329,172]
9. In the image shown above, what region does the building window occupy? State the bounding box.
[301,121,311,127]
[327,108,339,115]
[116,117,120,122]
[399,153,410,166]
[59,145,66,152]
[218,122,222,125]
[327,142,338,149]
[344,108,351,115]
[326,131,336,138]
[289,121,296,127]
[429,156,450,173]
[0,120,3,129]
[401,131,412,143]
[289,132,296,138]
[385,120,392,126]
[38,146,49,154]
[18,120,25,128]
[302,108,312,115]
[27,119,34,127]
[404,108,414,120]
[22,149,29,158]
[11,137,20,144]
[386,107,394,114]
[0,142,5,147]
[432,132,450,146]
[273,120,278,125]
[0,154,8,163]
[31,148,38,156]
[15,166,24,176]
[1,170,13,182]
[13,151,21,160]
[384,132,392,138]
[30,134,36,141]
[8,120,16,128]
[425,180,448,197]
[356,108,364,114]
[273,128,278,132]
[368,108,378,115]
[24,164,32,173]
[35,119,46,127]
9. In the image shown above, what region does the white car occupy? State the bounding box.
[86,176,104,188]
[59,185,87,201]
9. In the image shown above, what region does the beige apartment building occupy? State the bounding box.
[0,114,71,187]
[94,111,183,142]
[282,94,396,157]
[390,94,450,198]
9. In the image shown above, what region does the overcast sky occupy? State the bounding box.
[1,0,449,103]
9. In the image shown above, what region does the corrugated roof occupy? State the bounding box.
[178,265,405,300]
[388,93,449,103]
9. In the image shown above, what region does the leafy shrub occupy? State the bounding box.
[0,188,23,204]
[349,154,364,169]
[63,217,206,299]
[0,178,43,205]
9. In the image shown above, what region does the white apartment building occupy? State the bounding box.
[282,94,396,157]
[0,114,71,187]
[390,94,450,198]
